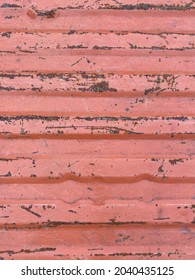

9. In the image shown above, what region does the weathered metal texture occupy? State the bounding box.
[0,0,195,260]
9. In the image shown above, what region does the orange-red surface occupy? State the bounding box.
[0,0,195,260]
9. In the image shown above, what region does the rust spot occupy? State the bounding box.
[27,9,37,19]
[169,159,185,165]
[36,9,57,19]
[89,81,117,92]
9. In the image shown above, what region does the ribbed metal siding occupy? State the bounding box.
[0,0,194,259]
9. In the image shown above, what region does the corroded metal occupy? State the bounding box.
[0,0,194,260]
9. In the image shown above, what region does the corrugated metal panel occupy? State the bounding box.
[0,0,195,260]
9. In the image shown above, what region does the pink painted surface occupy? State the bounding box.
[0,0,194,259]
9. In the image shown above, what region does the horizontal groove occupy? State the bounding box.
[0,154,193,161]
[0,112,194,118]
[0,10,194,34]
[1,1,195,11]
[1,221,194,231]
[1,32,195,53]
[1,90,195,98]
[0,72,195,97]
[1,48,195,56]
[2,46,194,52]
[1,91,195,98]
[0,223,194,259]
[1,30,195,36]
[2,70,194,76]
[1,51,194,74]
[0,157,194,182]
[99,6,195,11]
[2,197,194,204]
[2,72,194,76]
[0,221,194,233]
[1,181,194,202]
[0,94,194,117]
[0,116,194,138]
[0,138,193,161]
[0,175,194,184]
[1,133,194,140]
[0,197,194,226]
[0,223,194,232]
[0,115,193,120]
[0,222,194,259]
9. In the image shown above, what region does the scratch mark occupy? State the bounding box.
[0,247,56,255]
[71,57,83,67]
[20,205,41,218]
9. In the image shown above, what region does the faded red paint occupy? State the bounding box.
[0,0,195,260]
